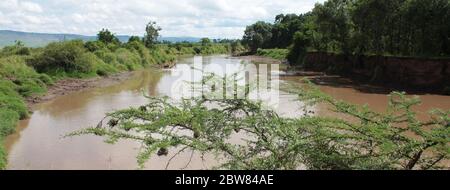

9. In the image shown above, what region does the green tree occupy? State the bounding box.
[200,38,211,46]
[143,21,161,48]
[288,32,311,65]
[271,14,305,48]
[313,0,353,54]
[242,21,273,53]
[97,29,120,44]
[128,36,141,43]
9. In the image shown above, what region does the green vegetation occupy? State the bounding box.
[0,22,231,169]
[242,0,450,65]
[143,21,162,48]
[165,40,232,55]
[256,48,289,60]
[69,79,450,170]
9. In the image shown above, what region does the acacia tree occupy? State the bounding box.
[143,21,162,48]
[68,78,450,170]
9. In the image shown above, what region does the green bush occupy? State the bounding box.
[115,48,142,71]
[0,108,22,168]
[85,41,106,52]
[0,56,47,97]
[0,80,27,163]
[73,52,100,74]
[124,41,155,65]
[0,109,20,137]
[150,48,176,64]
[92,58,118,76]
[287,32,310,65]
[15,78,46,97]
[0,43,31,57]
[256,48,289,60]
[0,95,28,120]
[0,141,6,169]
[38,74,54,85]
[29,40,88,74]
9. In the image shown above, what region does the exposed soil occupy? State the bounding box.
[26,71,135,108]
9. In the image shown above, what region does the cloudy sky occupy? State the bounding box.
[0,0,325,38]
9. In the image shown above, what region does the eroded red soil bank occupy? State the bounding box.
[304,52,450,94]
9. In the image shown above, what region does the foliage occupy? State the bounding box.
[242,21,273,53]
[128,36,142,43]
[29,40,89,74]
[143,21,162,48]
[201,38,212,46]
[85,41,106,52]
[271,14,307,48]
[97,29,120,45]
[0,55,48,97]
[0,79,27,169]
[230,40,246,55]
[287,32,311,65]
[256,48,289,60]
[243,0,450,63]
[0,41,31,57]
[115,48,143,71]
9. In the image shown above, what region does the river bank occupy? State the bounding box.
[303,52,450,95]
[25,71,134,108]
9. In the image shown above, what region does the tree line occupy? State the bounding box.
[242,0,450,64]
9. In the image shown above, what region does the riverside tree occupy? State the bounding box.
[241,0,450,63]
[97,29,120,44]
[143,21,162,48]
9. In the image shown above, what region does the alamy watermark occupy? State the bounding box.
[167,56,281,108]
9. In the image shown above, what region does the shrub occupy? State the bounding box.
[38,74,54,85]
[0,141,6,169]
[0,79,28,119]
[0,79,27,171]
[0,56,47,97]
[73,52,99,74]
[0,109,20,137]
[85,41,106,52]
[287,32,310,65]
[93,60,118,76]
[256,48,289,60]
[0,42,31,57]
[29,40,87,74]
[125,41,154,66]
[115,48,142,71]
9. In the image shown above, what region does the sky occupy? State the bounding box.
[0,0,325,38]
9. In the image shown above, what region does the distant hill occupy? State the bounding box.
[0,30,201,47]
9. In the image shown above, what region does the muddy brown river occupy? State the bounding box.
[4,55,450,170]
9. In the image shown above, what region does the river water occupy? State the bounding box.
[4,55,450,170]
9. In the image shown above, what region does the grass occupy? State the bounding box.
[0,79,27,169]
[256,48,289,60]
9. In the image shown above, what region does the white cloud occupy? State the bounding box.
[21,1,43,13]
[0,0,326,38]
